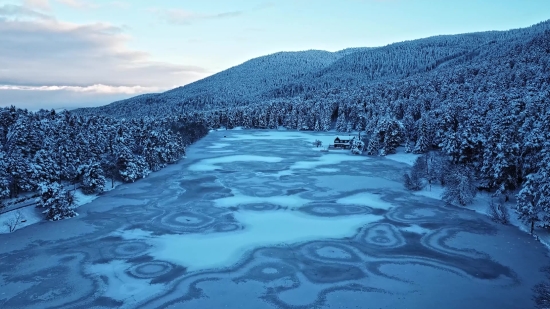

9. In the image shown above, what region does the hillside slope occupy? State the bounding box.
[75,20,550,121]
[76,49,360,116]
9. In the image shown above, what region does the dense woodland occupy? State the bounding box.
[2,21,550,230]
[0,108,208,220]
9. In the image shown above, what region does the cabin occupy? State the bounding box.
[330,136,355,149]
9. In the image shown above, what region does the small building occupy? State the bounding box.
[332,136,355,149]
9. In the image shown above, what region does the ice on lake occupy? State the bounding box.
[0,129,547,309]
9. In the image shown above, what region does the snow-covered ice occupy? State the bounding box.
[189,155,283,172]
[337,192,395,210]
[120,210,382,272]
[214,190,310,208]
[0,130,547,309]
[290,153,367,169]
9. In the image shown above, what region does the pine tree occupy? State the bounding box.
[414,118,431,154]
[116,148,150,183]
[350,138,364,155]
[365,134,380,156]
[0,151,9,200]
[382,118,404,154]
[336,110,347,132]
[516,161,550,230]
[442,165,477,206]
[39,182,78,221]
[78,162,106,194]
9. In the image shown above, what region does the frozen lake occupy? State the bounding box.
[0,130,548,308]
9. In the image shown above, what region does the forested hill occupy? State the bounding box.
[75,49,363,116]
[74,20,550,118]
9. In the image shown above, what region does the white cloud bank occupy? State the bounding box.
[0,84,165,94]
[0,3,209,110]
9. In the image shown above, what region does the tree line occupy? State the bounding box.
[0,107,208,220]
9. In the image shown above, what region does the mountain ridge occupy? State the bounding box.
[74,19,550,118]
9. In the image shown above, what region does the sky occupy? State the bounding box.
[0,0,549,110]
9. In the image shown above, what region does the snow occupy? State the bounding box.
[400,224,432,235]
[85,260,165,304]
[2,129,549,308]
[118,210,383,272]
[290,153,367,170]
[73,190,100,207]
[189,155,283,172]
[0,181,123,234]
[207,143,230,149]
[385,150,420,166]
[224,131,312,141]
[415,183,550,251]
[315,175,401,191]
[336,192,395,210]
[413,184,445,200]
[316,168,340,173]
[214,191,310,209]
[0,206,43,234]
[224,131,357,145]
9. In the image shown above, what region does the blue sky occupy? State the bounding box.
[0,0,549,110]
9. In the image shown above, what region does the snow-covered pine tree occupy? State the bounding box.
[365,132,380,156]
[350,138,365,155]
[381,118,404,155]
[6,150,34,197]
[0,151,9,200]
[78,162,106,194]
[116,147,150,183]
[516,160,550,231]
[403,156,427,191]
[39,182,78,221]
[29,149,60,189]
[442,165,477,206]
[335,109,347,132]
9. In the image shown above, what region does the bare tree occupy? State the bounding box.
[3,211,24,233]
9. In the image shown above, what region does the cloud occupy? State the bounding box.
[0,84,165,94]
[150,8,244,26]
[0,5,209,87]
[0,4,210,109]
[22,0,51,11]
[0,83,171,110]
[0,3,54,20]
[108,1,130,9]
[150,2,274,26]
[0,87,149,110]
[55,0,98,10]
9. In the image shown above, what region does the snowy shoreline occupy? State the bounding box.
[384,150,550,252]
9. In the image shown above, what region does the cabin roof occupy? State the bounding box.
[334,136,353,142]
